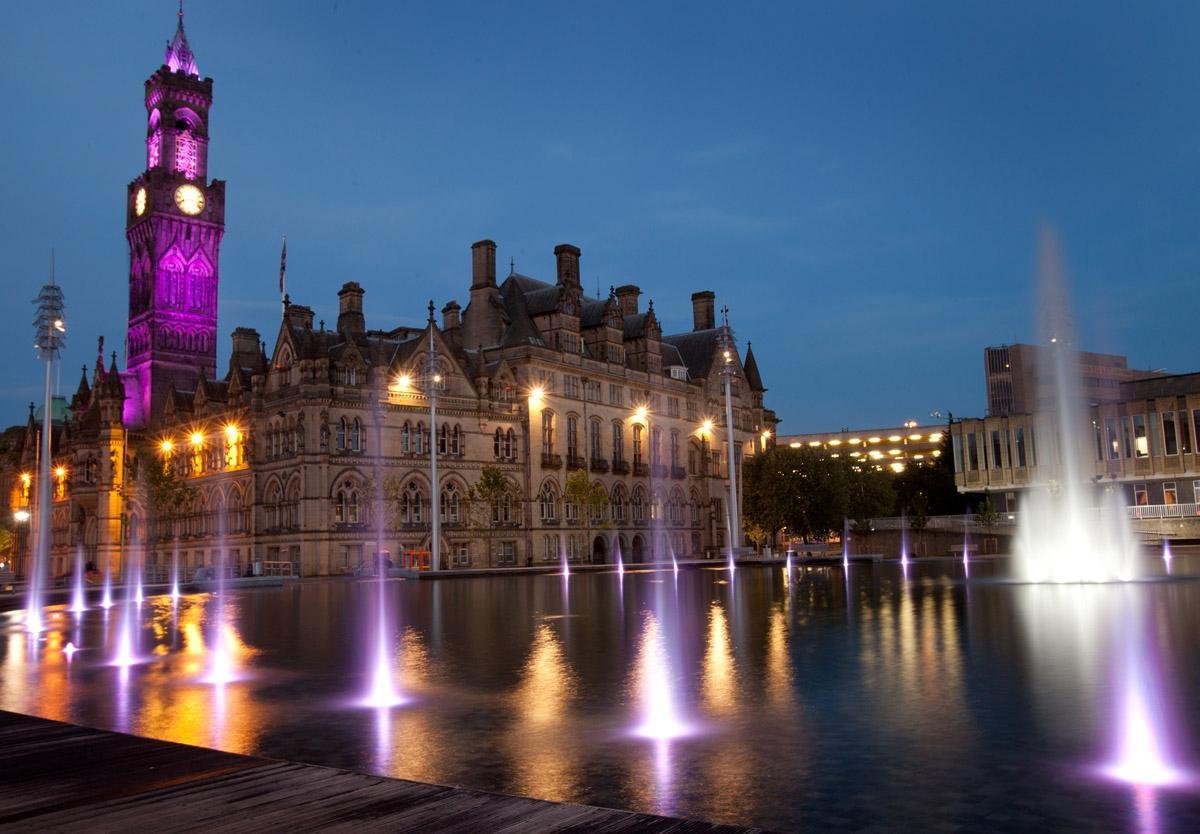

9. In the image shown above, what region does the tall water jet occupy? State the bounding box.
[614,534,625,577]
[70,544,87,615]
[1161,541,1172,575]
[1015,228,1140,583]
[111,551,139,667]
[633,612,689,741]
[362,553,404,708]
[170,549,180,602]
[899,510,910,568]
[842,517,850,570]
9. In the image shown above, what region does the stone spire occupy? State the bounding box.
[165,1,199,76]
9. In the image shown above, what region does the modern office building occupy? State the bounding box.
[983,343,1163,416]
[777,422,945,474]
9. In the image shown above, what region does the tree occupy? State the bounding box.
[466,465,522,567]
[846,466,895,531]
[131,446,195,545]
[976,490,1000,530]
[742,447,851,543]
[564,468,607,563]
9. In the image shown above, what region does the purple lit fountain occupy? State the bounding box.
[70,544,87,615]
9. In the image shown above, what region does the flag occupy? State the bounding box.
[279,235,287,295]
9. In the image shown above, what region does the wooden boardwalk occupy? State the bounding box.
[0,711,775,833]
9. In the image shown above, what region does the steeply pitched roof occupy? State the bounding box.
[165,6,199,76]
[662,329,720,379]
[743,342,765,392]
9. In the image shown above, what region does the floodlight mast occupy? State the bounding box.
[29,269,65,631]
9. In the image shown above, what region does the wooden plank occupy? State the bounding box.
[0,711,777,833]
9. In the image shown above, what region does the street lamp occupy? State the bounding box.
[717,305,739,570]
[28,261,66,633]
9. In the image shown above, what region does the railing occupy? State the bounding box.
[612,460,630,475]
[541,453,563,469]
[670,466,687,479]
[633,462,649,477]
[567,454,586,470]
[590,458,609,473]
[260,560,294,577]
[1127,502,1200,520]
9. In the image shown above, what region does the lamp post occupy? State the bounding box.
[29,268,65,633]
[426,302,441,573]
[718,306,739,570]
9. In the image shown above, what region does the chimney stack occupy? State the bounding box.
[554,243,581,288]
[691,290,715,331]
[442,300,461,330]
[471,239,496,289]
[615,284,640,317]
[337,282,365,335]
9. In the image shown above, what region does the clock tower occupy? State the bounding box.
[124,5,225,428]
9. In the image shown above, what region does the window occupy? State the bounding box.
[590,418,602,460]
[335,481,361,524]
[1193,480,1200,504]
[585,379,601,402]
[565,497,578,524]
[498,541,516,565]
[1163,482,1178,506]
[495,427,516,460]
[611,486,626,522]
[612,421,624,463]
[539,483,558,522]
[609,384,623,406]
[1122,417,1133,459]
[1181,414,1193,454]
[1105,418,1119,461]
[990,430,1003,469]
[567,415,578,460]
[1015,427,1027,468]
[1134,483,1148,506]
[1133,415,1148,458]
[690,495,701,525]
[670,430,680,469]
[967,433,979,470]
[402,423,411,454]
[348,418,362,452]
[542,410,555,455]
[337,417,346,450]
[633,424,644,467]
[651,427,662,466]
[414,422,425,455]
[441,482,461,523]
[542,534,560,562]
[438,424,449,456]
[453,545,470,567]
[1149,414,1162,457]
[686,401,698,422]
[401,481,423,523]
[1163,412,1179,456]
[563,375,581,399]
[493,428,502,458]
[667,397,680,418]
[631,486,645,523]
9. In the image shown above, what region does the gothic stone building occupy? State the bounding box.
[6,13,776,578]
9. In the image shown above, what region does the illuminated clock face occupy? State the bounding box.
[134,187,147,216]
[174,184,205,215]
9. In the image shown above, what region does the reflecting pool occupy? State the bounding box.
[3,559,1200,832]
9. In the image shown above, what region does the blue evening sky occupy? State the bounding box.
[2,1,1197,433]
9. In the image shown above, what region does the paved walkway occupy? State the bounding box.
[0,710,776,833]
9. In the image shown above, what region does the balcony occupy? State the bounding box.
[633,462,649,477]
[652,464,669,478]
[590,458,609,473]
[541,452,563,469]
[611,459,630,475]
[670,466,687,479]
[566,454,587,470]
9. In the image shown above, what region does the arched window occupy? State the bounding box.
[452,425,462,456]
[566,415,578,461]
[651,427,662,467]
[633,424,644,467]
[285,479,301,530]
[670,430,680,469]
[538,482,558,522]
[612,421,624,463]
[494,428,503,459]
[611,484,627,523]
[590,418,603,461]
[632,485,646,524]
[414,422,425,455]
[402,422,412,454]
[438,424,448,456]
[505,428,516,459]
[349,418,362,453]
[668,489,684,525]
[441,482,461,524]
[336,417,347,451]
[590,483,608,524]
[689,491,702,526]
[651,489,664,522]
[401,481,423,524]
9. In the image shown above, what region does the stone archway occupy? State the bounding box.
[631,534,645,563]
[592,534,608,565]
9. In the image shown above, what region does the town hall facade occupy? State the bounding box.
[7,12,775,578]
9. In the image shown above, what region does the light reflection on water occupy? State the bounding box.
[2,560,1199,832]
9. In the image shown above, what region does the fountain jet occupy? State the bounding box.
[633,613,689,741]
[1015,229,1140,583]
[70,545,87,615]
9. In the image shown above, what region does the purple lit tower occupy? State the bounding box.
[123,7,225,428]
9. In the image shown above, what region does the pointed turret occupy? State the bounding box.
[743,341,765,392]
[72,365,91,408]
[165,1,199,76]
